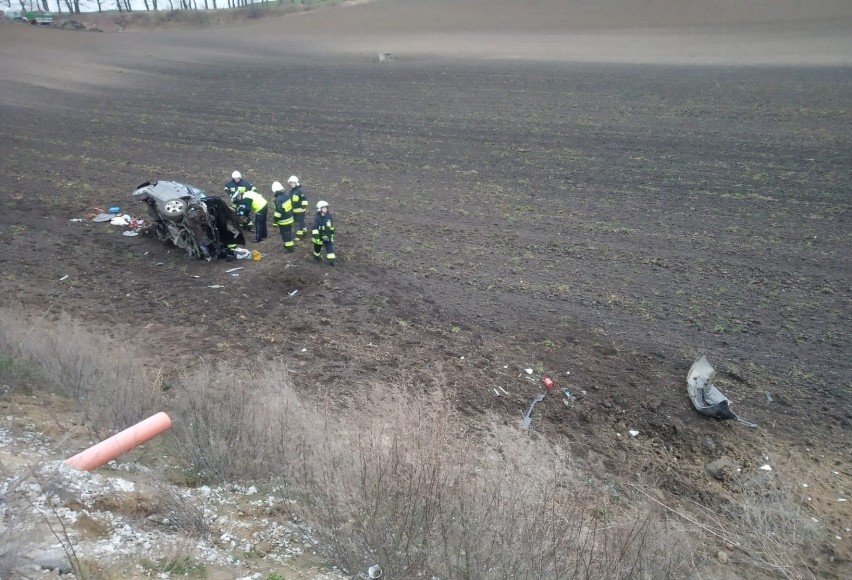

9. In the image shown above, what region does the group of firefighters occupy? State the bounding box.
[224,170,336,266]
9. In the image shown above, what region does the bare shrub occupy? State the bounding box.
[0,308,162,440]
[291,395,694,579]
[0,460,29,577]
[151,479,211,540]
[168,360,694,577]
[169,358,308,483]
[725,483,820,579]
[634,478,820,580]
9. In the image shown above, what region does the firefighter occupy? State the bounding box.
[287,175,310,239]
[235,189,268,243]
[312,200,336,266]
[271,181,295,253]
[224,170,257,230]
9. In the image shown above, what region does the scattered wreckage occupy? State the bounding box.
[687,355,757,427]
[132,180,245,260]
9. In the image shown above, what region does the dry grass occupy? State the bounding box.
[168,358,307,482]
[0,307,162,440]
[0,462,29,578]
[169,361,695,578]
[0,308,824,578]
[726,484,821,579]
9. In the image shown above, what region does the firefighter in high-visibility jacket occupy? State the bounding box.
[235,190,268,243]
[312,200,335,266]
[287,175,310,239]
[271,181,295,253]
[225,170,257,230]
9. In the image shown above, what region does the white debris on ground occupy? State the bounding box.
[0,424,346,578]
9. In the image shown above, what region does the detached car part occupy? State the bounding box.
[687,355,757,427]
[133,180,245,260]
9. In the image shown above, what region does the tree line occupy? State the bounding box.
[4,0,299,16]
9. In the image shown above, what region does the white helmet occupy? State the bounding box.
[316,200,329,210]
[287,175,299,186]
[271,181,284,193]
[232,171,242,180]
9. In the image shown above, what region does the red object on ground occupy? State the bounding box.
[66,412,172,471]
[542,377,556,390]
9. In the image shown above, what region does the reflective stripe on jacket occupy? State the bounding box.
[290,186,309,214]
[225,179,256,201]
[273,194,294,226]
[312,211,334,241]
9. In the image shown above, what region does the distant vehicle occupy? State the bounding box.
[24,11,54,25]
[3,10,28,22]
[133,180,246,260]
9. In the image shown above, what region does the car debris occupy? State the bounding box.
[687,354,757,427]
[133,180,245,260]
[522,393,546,430]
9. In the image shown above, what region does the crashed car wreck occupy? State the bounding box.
[133,180,245,260]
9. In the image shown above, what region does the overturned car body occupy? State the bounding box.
[133,180,245,260]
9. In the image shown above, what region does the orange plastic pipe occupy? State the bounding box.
[66,412,172,471]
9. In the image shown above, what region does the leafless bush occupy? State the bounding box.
[16,465,86,578]
[0,308,162,440]
[168,359,693,578]
[169,358,308,483]
[151,479,211,540]
[633,478,820,580]
[725,483,820,579]
[290,396,693,579]
[0,461,28,577]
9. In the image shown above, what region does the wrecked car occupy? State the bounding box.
[132,180,245,260]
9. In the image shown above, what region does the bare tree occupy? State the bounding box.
[60,0,80,14]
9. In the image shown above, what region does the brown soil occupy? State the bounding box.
[1,0,850,574]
